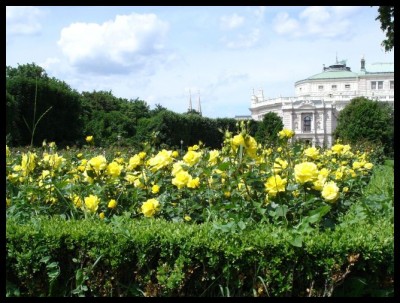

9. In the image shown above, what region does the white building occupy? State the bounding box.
[249,57,394,147]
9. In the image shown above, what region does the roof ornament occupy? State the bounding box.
[197,90,202,115]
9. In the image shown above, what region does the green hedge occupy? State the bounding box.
[6,214,393,297]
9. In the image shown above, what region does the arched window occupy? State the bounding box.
[303,115,311,132]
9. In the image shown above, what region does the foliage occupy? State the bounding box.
[134,110,242,150]
[5,124,393,297]
[6,63,83,147]
[6,213,393,297]
[6,90,21,144]
[80,91,150,147]
[6,124,378,233]
[375,6,394,52]
[255,112,284,145]
[333,97,393,158]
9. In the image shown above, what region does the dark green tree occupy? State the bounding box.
[80,91,150,146]
[6,91,20,145]
[333,97,393,156]
[375,6,394,52]
[6,63,82,147]
[255,112,284,145]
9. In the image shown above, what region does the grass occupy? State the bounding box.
[364,159,394,196]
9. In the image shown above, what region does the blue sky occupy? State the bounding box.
[6,6,394,119]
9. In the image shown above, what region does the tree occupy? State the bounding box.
[333,97,393,156]
[255,112,284,145]
[6,63,82,147]
[375,6,394,52]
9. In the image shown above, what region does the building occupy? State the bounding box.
[249,57,394,147]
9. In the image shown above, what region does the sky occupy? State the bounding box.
[6,6,394,119]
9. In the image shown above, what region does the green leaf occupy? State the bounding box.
[288,235,303,247]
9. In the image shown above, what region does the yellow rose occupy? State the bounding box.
[99,212,105,219]
[264,175,287,197]
[108,199,117,209]
[21,152,37,174]
[245,136,258,158]
[278,128,294,139]
[321,181,339,203]
[127,154,142,170]
[304,147,319,159]
[88,155,107,173]
[319,168,330,178]
[352,161,363,170]
[84,194,100,213]
[312,175,326,191]
[141,198,160,217]
[364,162,373,170]
[172,170,191,189]
[147,149,173,172]
[72,195,82,208]
[208,150,220,166]
[273,158,288,173]
[187,176,200,189]
[171,161,185,176]
[86,136,93,143]
[232,134,245,147]
[106,161,123,177]
[183,150,202,166]
[331,144,344,155]
[294,162,318,184]
[184,215,192,221]
[152,184,160,194]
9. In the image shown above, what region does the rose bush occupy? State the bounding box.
[6,124,375,233]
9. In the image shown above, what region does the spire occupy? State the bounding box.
[188,89,192,111]
[361,54,365,71]
[336,52,338,64]
[197,90,202,115]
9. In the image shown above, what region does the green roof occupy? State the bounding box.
[295,60,394,84]
[305,70,359,80]
[365,62,394,73]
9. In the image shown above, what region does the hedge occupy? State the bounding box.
[6,213,394,297]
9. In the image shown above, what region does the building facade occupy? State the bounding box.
[249,57,394,147]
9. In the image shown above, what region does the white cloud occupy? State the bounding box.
[220,13,245,30]
[331,6,362,17]
[273,12,300,36]
[223,28,261,49]
[254,6,266,20]
[39,57,61,71]
[6,6,44,38]
[274,6,359,39]
[57,13,170,75]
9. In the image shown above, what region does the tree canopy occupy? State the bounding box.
[375,6,394,52]
[333,97,393,156]
[255,112,284,145]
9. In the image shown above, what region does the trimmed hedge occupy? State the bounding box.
[6,214,393,297]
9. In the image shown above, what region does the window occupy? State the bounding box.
[332,85,337,90]
[318,85,324,91]
[345,84,350,89]
[390,81,394,89]
[371,81,384,90]
[303,115,311,132]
